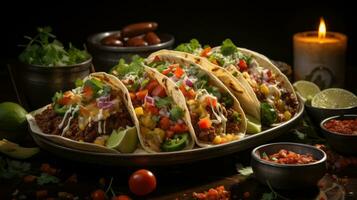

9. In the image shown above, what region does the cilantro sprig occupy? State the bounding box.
[19,27,90,66]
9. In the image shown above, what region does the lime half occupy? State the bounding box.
[311,88,357,109]
[293,80,320,102]
[246,115,261,134]
[106,126,138,153]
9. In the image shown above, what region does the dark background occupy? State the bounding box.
[1,1,356,103]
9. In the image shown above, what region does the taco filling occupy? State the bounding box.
[148,57,242,144]
[176,39,299,125]
[111,57,191,152]
[35,75,134,146]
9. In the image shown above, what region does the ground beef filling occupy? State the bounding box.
[35,107,133,143]
[190,107,240,142]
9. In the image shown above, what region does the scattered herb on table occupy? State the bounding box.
[19,26,90,66]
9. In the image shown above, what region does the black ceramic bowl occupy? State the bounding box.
[12,58,93,110]
[87,31,175,72]
[320,114,357,155]
[305,103,357,123]
[251,142,327,190]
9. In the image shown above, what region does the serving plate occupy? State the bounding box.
[29,98,304,166]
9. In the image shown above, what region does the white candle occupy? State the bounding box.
[293,18,347,89]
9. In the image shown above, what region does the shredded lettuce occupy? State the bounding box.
[220,39,238,56]
[110,55,144,78]
[175,39,202,53]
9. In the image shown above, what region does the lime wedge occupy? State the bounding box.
[293,80,320,103]
[246,115,261,134]
[311,88,357,109]
[106,126,138,153]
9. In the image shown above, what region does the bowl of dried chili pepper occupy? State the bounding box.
[320,114,357,155]
[251,142,327,189]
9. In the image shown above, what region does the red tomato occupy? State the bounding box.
[162,68,172,75]
[146,80,159,93]
[198,118,212,129]
[111,195,132,200]
[174,66,184,78]
[136,89,148,100]
[91,189,106,200]
[151,85,166,97]
[129,169,157,196]
[200,47,212,57]
[205,97,217,107]
[145,104,159,115]
[170,124,188,133]
[238,60,248,71]
[159,117,170,130]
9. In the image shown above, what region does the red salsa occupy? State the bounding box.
[192,185,230,200]
[324,119,357,135]
[261,149,316,164]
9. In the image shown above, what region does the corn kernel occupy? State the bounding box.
[135,107,144,116]
[94,137,105,146]
[225,134,234,141]
[284,111,292,120]
[260,84,269,96]
[213,136,222,144]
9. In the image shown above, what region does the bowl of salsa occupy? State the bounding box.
[251,142,327,189]
[320,114,357,155]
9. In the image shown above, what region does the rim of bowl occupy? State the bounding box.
[18,56,93,69]
[87,31,175,52]
[304,102,357,110]
[251,142,327,167]
[320,114,357,137]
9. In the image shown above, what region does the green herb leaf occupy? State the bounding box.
[237,166,253,176]
[37,173,60,185]
[261,103,277,126]
[169,106,184,121]
[220,39,238,56]
[111,55,144,78]
[19,27,90,66]
[0,158,31,179]
[175,39,202,53]
[155,97,173,108]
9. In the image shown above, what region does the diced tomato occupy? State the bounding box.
[170,124,188,133]
[129,92,136,101]
[198,118,212,129]
[151,85,166,97]
[146,80,159,92]
[82,86,93,99]
[145,104,159,115]
[168,64,178,69]
[153,56,161,62]
[159,117,170,130]
[136,89,148,100]
[162,68,172,75]
[200,47,212,57]
[179,84,189,97]
[174,66,184,78]
[205,97,217,107]
[165,130,175,139]
[238,60,248,72]
[187,89,196,99]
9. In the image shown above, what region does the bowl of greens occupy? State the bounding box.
[14,27,92,109]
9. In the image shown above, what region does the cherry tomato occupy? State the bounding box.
[129,169,157,196]
[111,195,132,200]
[91,189,106,200]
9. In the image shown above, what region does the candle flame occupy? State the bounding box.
[318,17,326,39]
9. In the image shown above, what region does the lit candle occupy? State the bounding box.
[293,18,347,89]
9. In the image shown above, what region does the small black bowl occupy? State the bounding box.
[305,103,357,124]
[251,142,327,190]
[320,114,357,155]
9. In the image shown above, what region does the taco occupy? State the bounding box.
[174,39,299,126]
[110,56,195,152]
[146,53,247,147]
[31,72,138,153]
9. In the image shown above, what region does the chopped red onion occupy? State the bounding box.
[97,96,114,109]
[145,95,155,106]
[185,78,193,87]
